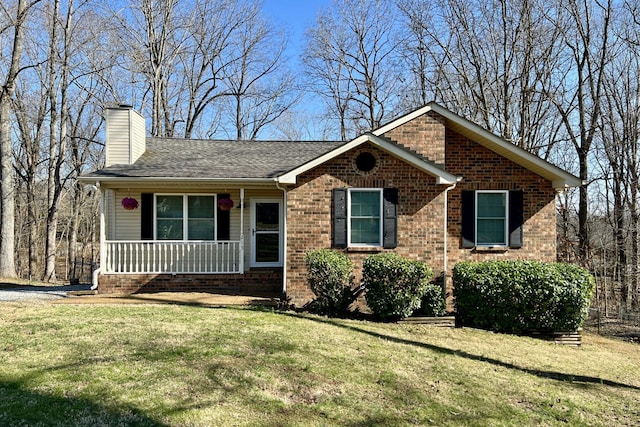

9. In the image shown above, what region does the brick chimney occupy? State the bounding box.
[105,105,145,167]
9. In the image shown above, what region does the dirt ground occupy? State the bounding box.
[583,317,640,344]
[52,291,279,307]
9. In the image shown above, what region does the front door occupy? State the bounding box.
[250,199,283,267]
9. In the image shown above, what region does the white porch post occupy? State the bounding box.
[239,188,245,273]
[91,184,106,289]
[99,189,106,270]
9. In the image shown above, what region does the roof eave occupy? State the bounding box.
[77,175,277,185]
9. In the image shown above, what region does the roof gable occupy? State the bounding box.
[276,133,458,185]
[373,102,581,189]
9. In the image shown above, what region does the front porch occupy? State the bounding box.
[96,186,286,298]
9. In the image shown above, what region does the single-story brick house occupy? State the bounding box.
[79,103,580,307]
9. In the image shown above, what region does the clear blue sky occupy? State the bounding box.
[262,0,330,61]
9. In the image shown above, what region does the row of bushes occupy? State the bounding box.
[304,250,444,320]
[304,250,595,333]
[453,260,594,333]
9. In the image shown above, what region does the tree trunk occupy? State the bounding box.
[0,0,32,279]
[0,99,16,278]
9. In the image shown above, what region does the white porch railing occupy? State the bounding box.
[104,240,243,274]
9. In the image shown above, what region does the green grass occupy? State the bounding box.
[0,303,639,426]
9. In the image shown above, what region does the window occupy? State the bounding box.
[348,189,383,246]
[333,188,397,249]
[461,190,523,249]
[476,191,508,246]
[155,194,216,240]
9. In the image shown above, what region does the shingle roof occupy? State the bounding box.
[82,138,342,180]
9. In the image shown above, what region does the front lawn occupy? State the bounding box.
[0,303,638,426]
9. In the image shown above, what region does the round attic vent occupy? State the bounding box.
[355,151,377,172]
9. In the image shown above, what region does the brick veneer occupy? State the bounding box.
[286,142,447,306]
[384,110,445,165]
[99,269,282,297]
[284,111,558,309]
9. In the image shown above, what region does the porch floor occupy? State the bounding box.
[53,291,279,307]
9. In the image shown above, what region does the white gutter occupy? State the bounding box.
[91,267,101,290]
[239,188,245,273]
[77,176,277,184]
[275,181,288,296]
[442,178,462,292]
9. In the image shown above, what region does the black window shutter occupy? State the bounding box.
[333,188,347,248]
[217,193,231,240]
[141,193,154,240]
[383,188,398,249]
[461,190,475,248]
[509,190,524,248]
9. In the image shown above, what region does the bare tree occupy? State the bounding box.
[0,0,41,278]
[303,0,401,138]
[13,82,48,280]
[303,10,355,141]
[545,0,613,263]
[596,6,640,308]
[397,0,564,155]
[112,0,185,137]
[177,0,241,138]
[220,2,297,140]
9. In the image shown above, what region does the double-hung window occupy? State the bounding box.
[475,191,508,246]
[461,189,523,249]
[155,194,216,240]
[348,189,383,246]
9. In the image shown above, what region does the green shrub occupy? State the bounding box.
[363,253,433,320]
[453,260,595,333]
[304,249,355,315]
[417,280,447,317]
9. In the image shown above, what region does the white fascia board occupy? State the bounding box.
[372,104,435,136]
[277,133,457,185]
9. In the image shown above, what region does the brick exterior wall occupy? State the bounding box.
[285,111,558,309]
[286,142,447,306]
[99,269,282,296]
[383,110,446,165]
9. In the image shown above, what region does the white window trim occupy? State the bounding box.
[475,190,508,247]
[154,193,218,241]
[347,188,383,247]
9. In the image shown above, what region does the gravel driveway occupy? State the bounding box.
[0,284,92,303]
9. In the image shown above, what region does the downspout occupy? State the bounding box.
[443,178,462,297]
[276,181,288,296]
[91,181,103,290]
[239,188,245,273]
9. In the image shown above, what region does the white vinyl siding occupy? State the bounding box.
[105,107,145,167]
[129,111,146,163]
[106,189,116,240]
[114,190,141,240]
